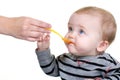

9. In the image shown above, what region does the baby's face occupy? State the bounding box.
[65,13,103,56]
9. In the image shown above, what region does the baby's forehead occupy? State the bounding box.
[70,13,102,25]
[74,12,103,19]
[69,13,103,32]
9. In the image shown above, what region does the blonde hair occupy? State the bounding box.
[75,6,117,44]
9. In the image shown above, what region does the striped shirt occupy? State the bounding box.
[36,49,120,80]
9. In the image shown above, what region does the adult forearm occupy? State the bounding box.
[0,16,13,35]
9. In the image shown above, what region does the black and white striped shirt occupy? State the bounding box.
[36,49,120,80]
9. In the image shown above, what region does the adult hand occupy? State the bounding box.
[0,16,51,41]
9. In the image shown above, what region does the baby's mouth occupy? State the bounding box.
[63,38,74,44]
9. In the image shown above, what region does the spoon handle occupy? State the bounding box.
[46,28,72,44]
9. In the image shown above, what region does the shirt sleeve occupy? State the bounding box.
[101,63,120,80]
[35,49,59,77]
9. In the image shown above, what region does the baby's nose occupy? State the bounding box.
[68,32,76,38]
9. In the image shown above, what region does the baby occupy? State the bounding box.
[36,6,120,80]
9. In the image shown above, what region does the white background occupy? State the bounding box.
[0,0,120,80]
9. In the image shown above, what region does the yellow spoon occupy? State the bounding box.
[46,28,73,44]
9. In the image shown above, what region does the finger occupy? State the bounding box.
[38,27,51,33]
[26,35,44,42]
[25,37,38,42]
[27,31,44,38]
[29,25,51,33]
[22,31,43,41]
[37,36,45,42]
[30,18,51,28]
[44,34,50,41]
[30,19,52,33]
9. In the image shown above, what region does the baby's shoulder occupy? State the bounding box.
[97,53,119,66]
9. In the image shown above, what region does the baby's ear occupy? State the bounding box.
[97,41,109,52]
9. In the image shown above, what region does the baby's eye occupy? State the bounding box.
[79,29,85,34]
[68,27,73,32]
